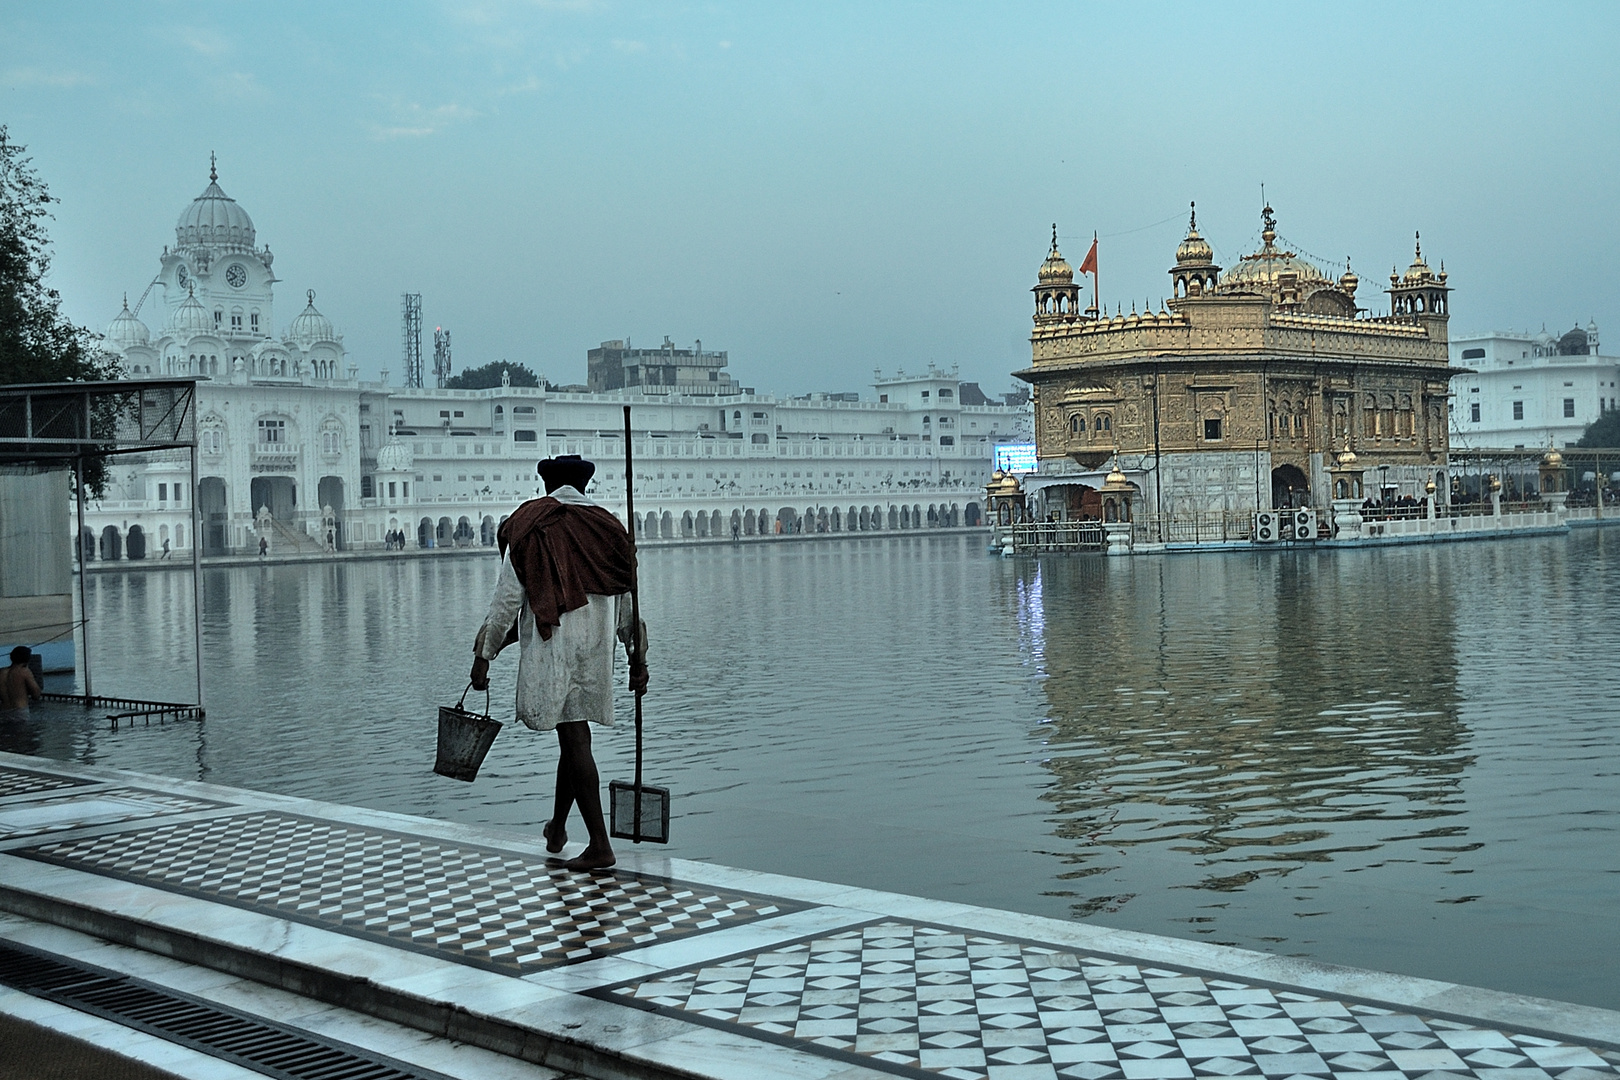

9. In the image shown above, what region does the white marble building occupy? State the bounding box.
[84,164,1030,558]
[1449,323,1619,450]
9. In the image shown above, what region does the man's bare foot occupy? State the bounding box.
[542,819,567,854]
[563,844,615,871]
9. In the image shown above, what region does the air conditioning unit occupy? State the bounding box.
[1293,509,1318,541]
[1254,510,1279,543]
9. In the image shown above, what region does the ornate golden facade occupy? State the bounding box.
[1016,206,1459,514]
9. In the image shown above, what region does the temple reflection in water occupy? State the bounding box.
[1004,548,1468,919]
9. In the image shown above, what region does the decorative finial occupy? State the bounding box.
[1189,201,1197,231]
[307,288,315,306]
[122,292,129,309]
[187,283,195,297]
[1050,223,1058,253]
[1414,231,1422,261]
[209,152,217,183]
[1261,203,1276,244]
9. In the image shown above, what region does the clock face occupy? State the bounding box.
[176,263,189,288]
[226,263,247,289]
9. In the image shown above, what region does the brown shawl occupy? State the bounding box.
[496,496,636,642]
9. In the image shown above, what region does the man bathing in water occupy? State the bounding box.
[471,455,647,871]
[2,646,43,723]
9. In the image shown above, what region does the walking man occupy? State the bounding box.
[160,537,172,559]
[2,646,42,723]
[470,455,647,871]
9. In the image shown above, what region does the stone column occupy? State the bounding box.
[1331,498,1364,541]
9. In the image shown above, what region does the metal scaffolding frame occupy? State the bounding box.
[0,377,205,717]
[401,292,423,388]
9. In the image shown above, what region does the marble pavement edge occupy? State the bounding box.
[4,752,1618,1055]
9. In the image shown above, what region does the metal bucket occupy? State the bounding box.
[434,686,502,782]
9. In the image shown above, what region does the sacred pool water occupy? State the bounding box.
[7,531,1617,1010]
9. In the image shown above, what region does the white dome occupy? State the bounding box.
[167,286,212,334]
[375,433,413,472]
[285,290,338,347]
[175,160,255,250]
[106,296,150,348]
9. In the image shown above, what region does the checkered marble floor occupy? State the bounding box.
[0,765,98,800]
[594,920,1620,1080]
[0,787,224,840]
[16,811,806,973]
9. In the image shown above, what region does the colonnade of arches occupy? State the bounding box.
[414,514,506,548]
[628,501,982,539]
[83,522,188,561]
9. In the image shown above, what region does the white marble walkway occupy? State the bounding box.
[0,753,1615,1080]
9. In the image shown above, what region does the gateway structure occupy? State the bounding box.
[1014,207,1461,524]
[84,164,1028,558]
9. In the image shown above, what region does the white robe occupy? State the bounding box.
[474,486,637,731]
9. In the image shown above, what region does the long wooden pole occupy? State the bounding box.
[622,405,644,842]
[190,440,205,712]
[74,452,92,704]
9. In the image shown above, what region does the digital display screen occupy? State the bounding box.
[994,443,1037,473]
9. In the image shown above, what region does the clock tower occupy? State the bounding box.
[161,156,276,350]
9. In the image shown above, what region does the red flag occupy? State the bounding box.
[1078,237,1098,276]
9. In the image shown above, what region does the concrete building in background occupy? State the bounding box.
[587,338,740,395]
[83,164,1030,559]
[1448,324,1619,450]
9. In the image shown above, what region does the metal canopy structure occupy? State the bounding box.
[0,378,205,717]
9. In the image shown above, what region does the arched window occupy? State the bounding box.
[1095,414,1111,431]
[1069,415,1081,434]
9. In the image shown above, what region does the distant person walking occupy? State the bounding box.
[258,536,268,558]
[160,537,172,559]
[470,455,647,871]
[2,646,42,723]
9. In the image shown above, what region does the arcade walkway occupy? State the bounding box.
[1,753,1615,1080]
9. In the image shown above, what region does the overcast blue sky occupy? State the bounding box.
[5,2,1618,394]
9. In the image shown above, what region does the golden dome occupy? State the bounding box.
[1542,448,1565,468]
[1038,224,1074,285]
[1333,443,1359,468]
[1175,202,1215,265]
[986,470,1022,495]
[1401,232,1434,284]
[1102,465,1132,492]
[1216,204,1333,297]
[1425,478,1437,494]
[1338,259,1359,296]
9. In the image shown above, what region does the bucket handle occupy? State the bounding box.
[456,681,491,718]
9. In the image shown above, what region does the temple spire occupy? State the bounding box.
[209,151,217,183]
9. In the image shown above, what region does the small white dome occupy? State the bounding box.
[167,286,212,334]
[375,432,413,472]
[106,296,150,348]
[285,290,338,347]
[175,159,256,250]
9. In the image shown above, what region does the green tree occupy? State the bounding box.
[442,360,541,390]
[0,127,120,386]
[1575,409,1620,449]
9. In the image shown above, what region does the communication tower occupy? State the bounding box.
[433,327,453,388]
[401,293,423,388]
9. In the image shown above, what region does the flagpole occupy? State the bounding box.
[1093,231,1099,318]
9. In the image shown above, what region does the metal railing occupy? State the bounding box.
[1010,520,1106,552]
[1135,512,1256,544]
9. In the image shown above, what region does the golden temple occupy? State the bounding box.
[1016,205,1459,518]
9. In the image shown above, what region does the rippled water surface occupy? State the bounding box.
[9,532,1619,1009]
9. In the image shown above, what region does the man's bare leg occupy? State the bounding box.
[545,761,572,854]
[555,721,614,869]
